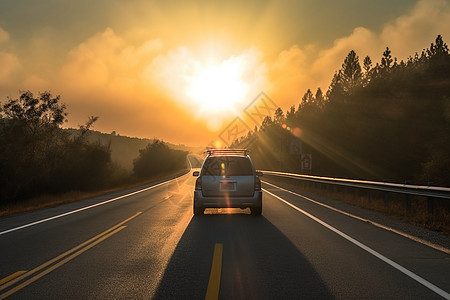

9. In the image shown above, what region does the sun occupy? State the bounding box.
[186,57,248,112]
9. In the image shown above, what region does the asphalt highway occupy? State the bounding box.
[1,167,449,299]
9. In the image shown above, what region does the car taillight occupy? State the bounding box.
[254,176,261,191]
[195,177,202,190]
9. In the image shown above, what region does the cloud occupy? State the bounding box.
[0,52,20,82]
[311,27,380,87]
[270,0,450,108]
[61,28,163,93]
[143,46,194,100]
[269,28,384,108]
[4,0,450,145]
[381,0,450,58]
[59,28,272,144]
[269,45,314,105]
[59,28,192,140]
[144,45,268,113]
[0,27,9,43]
[0,28,20,84]
[61,28,121,89]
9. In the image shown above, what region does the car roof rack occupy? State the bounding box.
[204,149,250,156]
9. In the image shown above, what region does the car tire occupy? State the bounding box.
[193,199,204,216]
[251,194,262,216]
[251,204,262,216]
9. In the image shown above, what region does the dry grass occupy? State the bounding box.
[0,169,189,218]
[266,176,450,236]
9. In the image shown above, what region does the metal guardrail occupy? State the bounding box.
[261,170,450,199]
[261,170,450,213]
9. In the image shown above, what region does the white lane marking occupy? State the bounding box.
[263,188,450,299]
[0,173,189,236]
[263,181,450,255]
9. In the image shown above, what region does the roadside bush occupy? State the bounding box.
[133,139,188,178]
[0,91,119,204]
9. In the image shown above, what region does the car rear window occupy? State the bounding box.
[202,156,253,176]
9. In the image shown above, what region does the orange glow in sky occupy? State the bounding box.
[0,0,449,146]
[186,58,247,112]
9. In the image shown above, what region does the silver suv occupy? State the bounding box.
[192,149,263,216]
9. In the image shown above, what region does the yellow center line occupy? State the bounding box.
[205,243,223,300]
[1,226,126,299]
[0,212,142,297]
[0,271,27,286]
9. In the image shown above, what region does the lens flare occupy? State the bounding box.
[291,127,302,137]
[186,58,248,112]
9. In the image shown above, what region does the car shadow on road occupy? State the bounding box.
[153,214,332,299]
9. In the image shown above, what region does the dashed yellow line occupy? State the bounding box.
[205,243,223,300]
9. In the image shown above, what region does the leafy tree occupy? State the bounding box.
[79,116,99,136]
[1,91,67,126]
[0,91,115,203]
[133,139,188,178]
[0,91,68,199]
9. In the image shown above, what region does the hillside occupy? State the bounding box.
[233,35,450,186]
[66,129,201,171]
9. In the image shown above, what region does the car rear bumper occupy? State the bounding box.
[194,190,262,208]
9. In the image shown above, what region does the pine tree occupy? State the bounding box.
[286,105,296,120]
[261,116,273,130]
[299,89,314,110]
[381,47,393,70]
[362,56,373,86]
[427,35,450,57]
[363,56,372,73]
[340,50,362,94]
[327,71,344,100]
[315,88,325,108]
[274,107,285,124]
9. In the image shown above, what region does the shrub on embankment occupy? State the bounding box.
[133,139,189,178]
[0,91,188,208]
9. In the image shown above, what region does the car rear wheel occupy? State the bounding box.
[193,200,204,216]
[251,205,262,216]
[251,194,262,216]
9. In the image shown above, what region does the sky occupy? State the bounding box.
[1,0,449,146]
